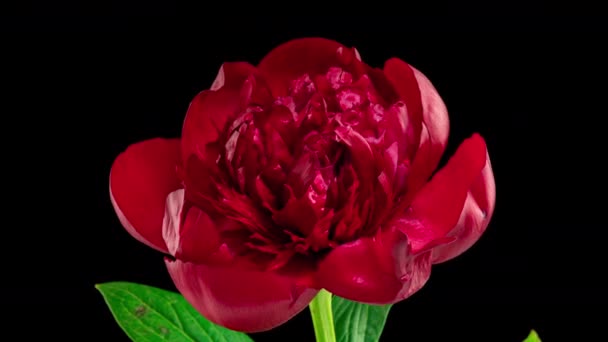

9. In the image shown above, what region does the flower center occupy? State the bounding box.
[185,66,417,270]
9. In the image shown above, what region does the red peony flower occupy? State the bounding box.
[110,38,496,332]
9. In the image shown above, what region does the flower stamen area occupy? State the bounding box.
[185,66,416,270]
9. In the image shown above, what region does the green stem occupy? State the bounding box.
[309,289,336,342]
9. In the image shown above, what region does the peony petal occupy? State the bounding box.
[407,66,451,194]
[183,155,281,243]
[165,258,318,332]
[210,62,256,91]
[383,58,423,121]
[384,58,450,196]
[286,152,318,198]
[366,67,400,105]
[162,190,225,264]
[161,189,184,256]
[431,150,496,263]
[383,101,422,163]
[334,125,376,194]
[273,192,318,236]
[398,134,488,254]
[316,225,432,304]
[181,65,253,164]
[257,38,346,97]
[109,138,182,253]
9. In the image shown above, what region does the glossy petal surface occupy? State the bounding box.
[110,138,182,253]
[432,150,496,263]
[316,226,432,304]
[398,134,488,253]
[165,258,318,332]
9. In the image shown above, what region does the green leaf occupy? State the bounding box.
[523,330,542,342]
[332,295,392,342]
[96,282,253,342]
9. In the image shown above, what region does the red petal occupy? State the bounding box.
[383,59,449,196]
[398,134,488,253]
[407,66,451,194]
[210,62,256,91]
[162,190,225,264]
[334,125,376,193]
[365,67,400,105]
[181,68,252,164]
[273,190,318,236]
[316,225,432,304]
[383,58,422,120]
[165,258,318,332]
[257,38,346,97]
[109,138,182,253]
[382,101,422,163]
[255,176,278,211]
[183,156,281,243]
[286,152,318,198]
[432,149,496,263]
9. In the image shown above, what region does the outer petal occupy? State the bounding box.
[162,189,237,265]
[383,58,422,122]
[210,62,256,91]
[407,66,451,193]
[162,190,216,258]
[109,138,182,253]
[431,150,496,263]
[316,226,432,304]
[165,259,318,332]
[181,63,254,163]
[181,88,240,164]
[257,38,347,97]
[384,58,450,196]
[397,134,488,254]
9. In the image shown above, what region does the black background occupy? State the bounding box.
[4,8,607,342]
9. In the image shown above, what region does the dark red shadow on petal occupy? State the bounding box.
[165,258,318,332]
[365,67,400,106]
[109,138,182,253]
